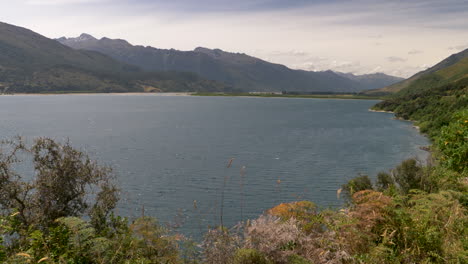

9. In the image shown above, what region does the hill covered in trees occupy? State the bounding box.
[365,47,468,95]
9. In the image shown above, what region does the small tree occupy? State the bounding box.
[0,137,118,231]
[341,175,373,200]
[391,159,424,194]
[375,172,394,191]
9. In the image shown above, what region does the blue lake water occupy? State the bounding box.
[0,95,428,238]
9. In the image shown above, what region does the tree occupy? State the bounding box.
[392,159,424,194]
[375,172,394,191]
[341,175,373,200]
[0,137,118,231]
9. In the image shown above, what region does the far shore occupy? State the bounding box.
[0,92,195,96]
[192,92,385,100]
[0,92,385,100]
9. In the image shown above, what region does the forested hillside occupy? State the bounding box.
[365,48,468,95]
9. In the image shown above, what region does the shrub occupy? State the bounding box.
[202,227,241,264]
[376,172,394,191]
[267,201,317,222]
[128,216,181,263]
[391,159,425,194]
[341,175,373,200]
[363,190,468,263]
[0,137,118,230]
[404,191,467,263]
[243,214,351,264]
[244,215,302,263]
[346,190,394,253]
[0,237,5,262]
[436,109,468,172]
[233,248,271,264]
[287,254,313,264]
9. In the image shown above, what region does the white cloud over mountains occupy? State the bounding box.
[1,0,468,78]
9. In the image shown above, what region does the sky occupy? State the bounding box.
[1,0,468,78]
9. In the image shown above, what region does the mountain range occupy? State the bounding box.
[0,22,234,93]
[57,34,403,93]
[0,21,404,94]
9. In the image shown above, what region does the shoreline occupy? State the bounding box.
[368,109,394,113]
[0,92,384,100]
[0,92,194,96]
[193,93,384,100]
[369,109,424,135]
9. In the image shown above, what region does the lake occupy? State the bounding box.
[0,94,428,238]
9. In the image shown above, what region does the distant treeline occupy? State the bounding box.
[282,91,361,95]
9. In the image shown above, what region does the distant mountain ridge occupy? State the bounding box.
[334,72,404,91]
[0,22,234,93]
[58,34,403,92]
[365,48,468,95]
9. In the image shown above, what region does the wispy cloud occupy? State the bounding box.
[448,44,468,51]
[368,34,383,39]
[25,0,105,5]
[387,56,407,63]
[408,49,423,55]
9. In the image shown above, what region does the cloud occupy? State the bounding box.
[3,0,468,79]
[387,56,407,63]
[389,64,430,78]
[25,0,105,5]
[267,50,309,57]
[408,49,423,55]
[111,0,315,13]
[448,44,468,51]
[292,57,365,75]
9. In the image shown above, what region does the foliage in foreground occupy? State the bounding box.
[202,169,466,264]
[0,138,193,263]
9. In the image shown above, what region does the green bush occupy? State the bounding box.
[376,172,394,191]
[233,248,271,264]
[287,254,313,264]
[0,237,5,262]
[436,109,468,172]
[391,159,435,194]
[342,175,373,200]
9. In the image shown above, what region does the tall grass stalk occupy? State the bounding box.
[240,166,246,222]
[220,158,234,227]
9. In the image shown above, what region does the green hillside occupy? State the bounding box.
[365,48,468,95]
[0,22,234,93]
[374,76,468,139]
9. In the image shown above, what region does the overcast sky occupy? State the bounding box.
[2,0,468,77]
